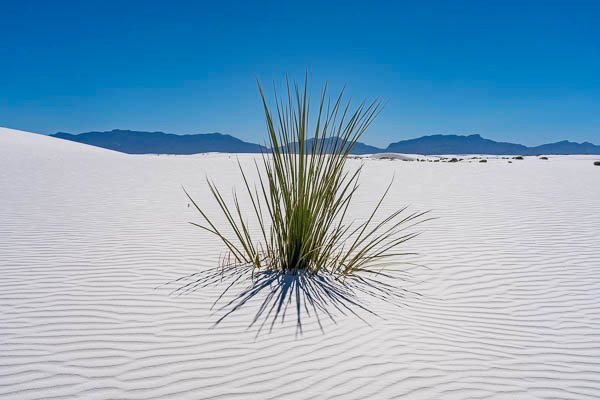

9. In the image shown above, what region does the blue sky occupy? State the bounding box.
[1,0,599,146]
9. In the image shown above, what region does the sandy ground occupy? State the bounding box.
[1,127,600,399]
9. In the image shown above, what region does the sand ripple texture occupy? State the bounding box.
[1,127,600,399]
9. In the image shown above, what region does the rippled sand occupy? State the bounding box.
[2,127,600,399]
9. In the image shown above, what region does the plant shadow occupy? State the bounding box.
[168,265,418,337]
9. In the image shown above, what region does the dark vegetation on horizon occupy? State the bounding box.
[52,130,600,155]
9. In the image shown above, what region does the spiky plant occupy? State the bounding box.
[184,77,426,300]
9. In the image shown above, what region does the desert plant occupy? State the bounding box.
[182,77,428,330]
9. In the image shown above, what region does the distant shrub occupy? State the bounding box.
[479,159,487,163]
[540,156,549,160]
[594,161,600,166]
[513,156,524,160]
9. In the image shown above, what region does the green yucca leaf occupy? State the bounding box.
[186,76,427,279]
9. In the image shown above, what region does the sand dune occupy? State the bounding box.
[1,127,600,399]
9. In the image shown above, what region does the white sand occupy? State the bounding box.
[2,126,600,399]
[368,152,417,161]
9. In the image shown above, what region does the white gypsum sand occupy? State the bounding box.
[1,126,600,399]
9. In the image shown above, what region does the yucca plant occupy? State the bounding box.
[182,77,427,331]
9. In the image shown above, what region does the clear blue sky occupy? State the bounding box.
[1,0,599,146]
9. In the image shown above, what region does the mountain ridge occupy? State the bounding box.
[50,130,600,155]
[52,129,266,154]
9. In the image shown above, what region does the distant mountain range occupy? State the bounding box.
[51,130,600,155]
[386,134,600,155]
[284,137,384,155]
[52,130,266,154]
